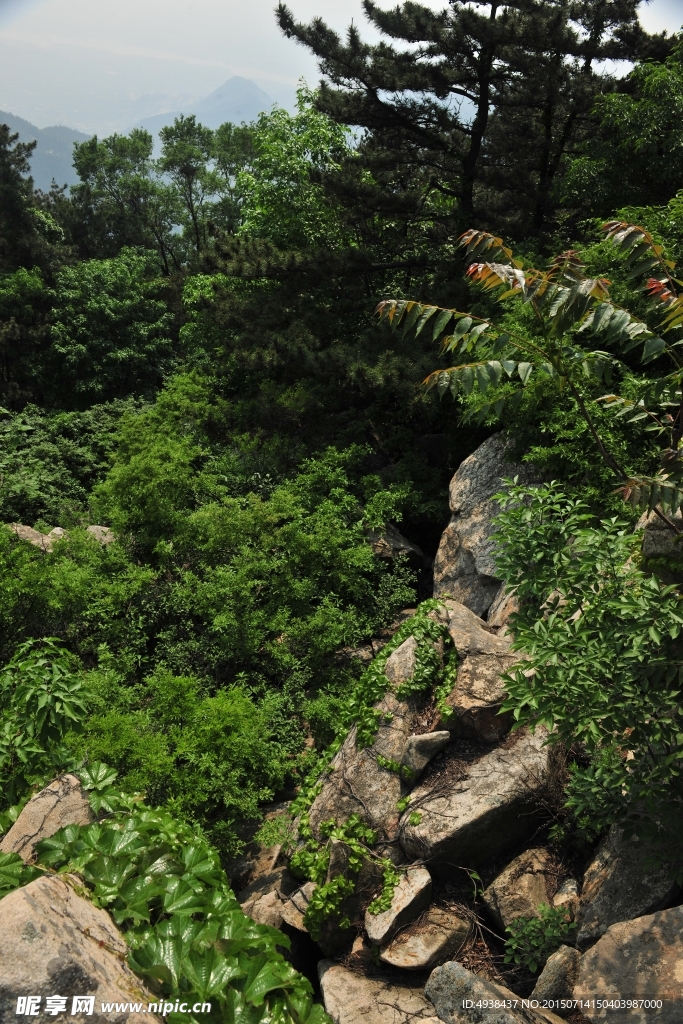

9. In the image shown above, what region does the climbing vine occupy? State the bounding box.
[284,600,458,935]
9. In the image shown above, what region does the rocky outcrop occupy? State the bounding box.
[438,601,517,742]
[306,690,415,845]
[425,960,565,1024]
[306,627,447,844]
[574,905,683,1021]
[365,866,432,945]
[482,848,555,933]
[0,874,162,1023]
[531,945,581,1018]
[0,774,94,863]
[399,727,552,868]
[433,434,533,617]
[367,523,429,570]
[319,961,440,1024]
[575,825,678,950]
[379,906,469,970]
[8,523,115,552]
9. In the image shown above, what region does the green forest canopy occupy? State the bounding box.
[0,4,682,867]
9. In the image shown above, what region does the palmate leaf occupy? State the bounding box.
[0,851,40,895]
[79,762,119,791]
[619,477,683,516]
[181,946,243,1000]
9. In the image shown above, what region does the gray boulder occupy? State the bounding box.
[573,905,683,1021]
[551,878,579,921]
[0,774,94,864]
[531,945,581,1018]
[575,825,678,950]
[365,866,432,945]
[436,600,517,743]
[433,435,533,617]
[482,848,555,933]
[379,906,469,970]
[319,960,440,1024]
[0,874,162,1023]
[399,727,553,868]
[425,960,565,1023]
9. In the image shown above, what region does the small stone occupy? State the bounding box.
[280,881,316,932]
[482,847,554,932]
[401,732,450,780]
[531,945,581,1018]
[379,906,469,970]
[367,523,428,570]
[9,523,52,551]
[425,959,565,1023]
[0,774,94,864]
[552,878,579,920]
[365,866,432,945]
[319,960,440,1024]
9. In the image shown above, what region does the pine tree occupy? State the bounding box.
[277,0,673,238]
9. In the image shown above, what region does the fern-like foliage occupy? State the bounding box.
[378,225,683,520]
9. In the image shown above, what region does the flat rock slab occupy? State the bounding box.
[0,874,161,1023]
[574,905,683,1021]
[319,960,440,1024]
[365,866,432,945]
[0,774,94,864]
[425,960,565,1023]
[399,727,552,868]
[576,825,678,950]
[482,847,555,932]
[380,906,469,970]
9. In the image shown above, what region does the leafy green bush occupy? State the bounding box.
[0,400,138,525]
[504,904,576,974]
[44,248,175,408]
[0,637,88,806]
[34,764,328,1024]
[495,479,683,847]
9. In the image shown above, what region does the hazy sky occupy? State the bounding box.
[0,0,681,133]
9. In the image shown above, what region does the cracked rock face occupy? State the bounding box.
[433,600,518,743]
[306,690,417,843]
[0,774,94,864]
[318,960,440,1024]
[399,727,552,869]
[432,434,534,617]
[0,874,161,1024]
[574,905,683,1022]
[575,825,679,950]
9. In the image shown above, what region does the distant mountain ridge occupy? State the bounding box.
[133,76,274,135]
[0,111,90,191]
[2,77,278,191]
